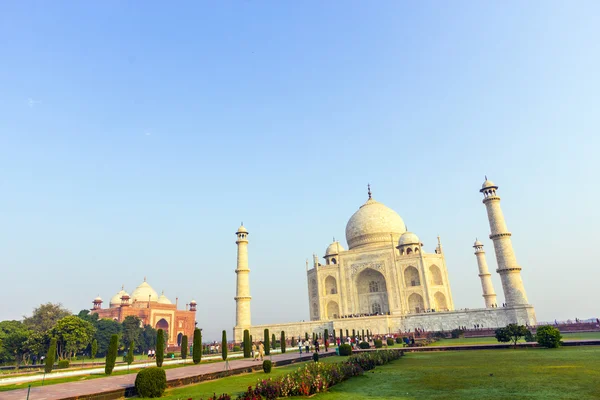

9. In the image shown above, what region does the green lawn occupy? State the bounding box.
[427,331,600,347]
[149,356,344,400]
[315,347,600,400]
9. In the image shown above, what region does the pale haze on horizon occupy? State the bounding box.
[1,1,598,341]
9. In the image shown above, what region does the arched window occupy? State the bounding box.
[404,266,420,287]
[331,258,337,264]
[325,276,337,296]
[429,265,443,286]
[371,302,382,314]
[310,279,317,297]
[407,248,413,254]
[369,281,379,293]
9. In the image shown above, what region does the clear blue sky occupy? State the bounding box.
[1,1,598,341]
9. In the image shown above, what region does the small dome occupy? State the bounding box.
[237,224,248,234]
[94,296,103,302]
[474,239,483,247]
[481,179,497,189]
[399,232,420,246]
[345,198,406,250]
[110,288,128,306]
[189,299,197,304]
[131,279,159,302]
[157,291,172,305]
[325,241,345,256]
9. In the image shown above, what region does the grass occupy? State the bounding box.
[146,356,344,400]
[426,331,600,347]
[315,346,600,400]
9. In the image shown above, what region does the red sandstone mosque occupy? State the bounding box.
[91,278,197,347]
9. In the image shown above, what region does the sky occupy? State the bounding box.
[0,1,598,341]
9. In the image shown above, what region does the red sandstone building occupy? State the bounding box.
[91,278,197,347]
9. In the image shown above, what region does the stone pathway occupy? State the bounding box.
[0,350,330,400]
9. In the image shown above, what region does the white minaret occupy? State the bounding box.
[234,224,251,329]
[480,178,529,306]
[473,239,497,308]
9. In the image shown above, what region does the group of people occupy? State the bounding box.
[339,311,390,319]
[251,342,265,361]
[146,349,158,359]
[297,338,324,354]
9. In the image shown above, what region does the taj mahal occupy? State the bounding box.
[232,179,537,342]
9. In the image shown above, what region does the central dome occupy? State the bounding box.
[131,279,159,302]
[345,197,406,250]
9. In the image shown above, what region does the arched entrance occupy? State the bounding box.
[356,268,390,315]
[408,293,424,313]
[434,292,448,311]
[327,301,340,319]
[177,332,183,346]
[156,318,169,344]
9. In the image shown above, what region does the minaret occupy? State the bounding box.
[473,239,497,308]
[480,178,529,306]
[234,224,251,329]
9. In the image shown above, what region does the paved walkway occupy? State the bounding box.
[1,350,329,400]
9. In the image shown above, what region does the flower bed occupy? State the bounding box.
[235,350,403,400]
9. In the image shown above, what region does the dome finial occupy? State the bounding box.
[485,175,488,181]
[367,183,372,199]
[144,276,146,282]
[121,284,124,290]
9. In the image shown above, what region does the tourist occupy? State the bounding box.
[298,339,303,354]
[314,338,320,352]
[252,342,258,360]
[258,341,265,361]
[305,340,309,354]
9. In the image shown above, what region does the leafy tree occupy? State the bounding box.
[45,338,57,373]
[524,329,535,342]
[192,328,202,364]
[495,324,529,346]
[126,340,135,365]
[156,329,165,367]
[49,316,96,359]
[23,303,71,334]
[536,325,563,348]
[243,329,250,358]
[94,319,122,356]
[77,310,99,325]
[23,331,48,362]
[105,334,118,375]
[121,316,143,349]
[140,325,157,353]
[180,335,188,359]
[221,330,228,361]
[280,331,286,353]
[91,339,98,359]
[3,330,29,365]
[264,329,270,356]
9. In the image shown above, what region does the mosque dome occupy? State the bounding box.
[157,291,172,305]
[474,239,483,247]
[398,232,420,246]
[325,241,345,256]
[237,224,248,234]
[481,179,497,189]
[110,288,128,306]
[345,196,406,250]
[131,279,159,302]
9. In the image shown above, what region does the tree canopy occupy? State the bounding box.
[49,316,96,359]
[23,303,71,334]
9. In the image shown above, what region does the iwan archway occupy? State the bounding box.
[356,268,390,315]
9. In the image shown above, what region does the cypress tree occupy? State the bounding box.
[312,332,316,342]
[126,340,135,366]
[264,329,270,355]
[352,329,356,340]
[105,334,118,375]
[362,329,365,340]
[346,329,349,339]
[280,331,286,353]
[91,339,98,360]
[45,338,57,374]
[332,329,336,346]
[339,329,343,342]
[181,335,188,360]
[192,328,202,364]
[305,332,309,341]
[243,329,251,358]
[156,329,165,367]
[271,333,276,350]
[324,329,329,351]
[291,336,296,347]
[221,330,228,361]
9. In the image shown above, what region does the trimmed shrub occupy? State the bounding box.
[126,340,135,365]
[45,338,57,374]
[374,339,383,348]
[243,329,251,358]
[181,335,188,359]
[58,359,70,369]
[135,366,167,398]
[312,352,319,362]
[291,336,296,347]
[156,329,165,367]
[451,329,465,339]
[105,334,118,375]
[386,338,394,346]
[281,331,286,354]
[91,339,98,360]
[536,325,563,348]
[166,352,175,358]
[339,344,352,356]
[395,337,402,344]
[524,329,535,343]
[264,329,271,356]
[359,341,370,349]
[233,345,241,352]
[262,359,272,373]
[222,330,228,361]
[193,328,202,364]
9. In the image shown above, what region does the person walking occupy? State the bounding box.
[304,340,309,354]
[252,343,258,360]
[298,339,303,354]
[258,341,265,361]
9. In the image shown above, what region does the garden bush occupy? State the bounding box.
[451,329,465,338]
[358,341,370,349]
[374,339,383,348]
[339,344,352,356]
[536,325,563,348]
[524,329,535,342]
[312,352,319,362]
[233,345,241,352]
[58,359,70,369]
[395,337,403,344]
[135,367,167,398]
[386,338,394,346]
[263,360,272,373]
[166,352,175,358]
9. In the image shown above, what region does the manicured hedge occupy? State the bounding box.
[135,367,167,397]
[339,344,352,356]
[374,339,383,348]
[263,360,272,373]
